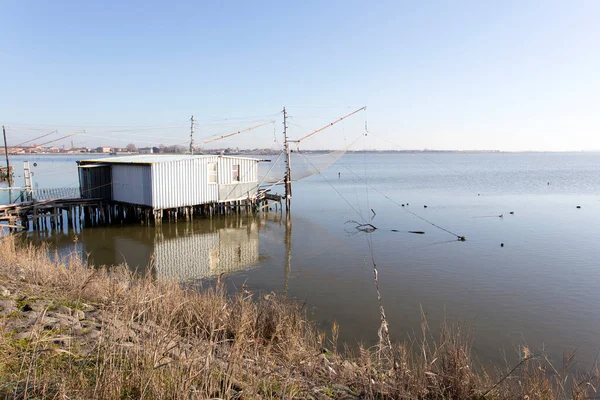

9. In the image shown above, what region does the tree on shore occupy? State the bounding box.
[126,143,137,152]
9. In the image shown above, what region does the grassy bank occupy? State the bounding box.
[0,236,597,399]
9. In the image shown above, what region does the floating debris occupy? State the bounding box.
[424,205,428,208]
[509,211,514,215]
[391,229,399,232]
[499,214,503,218]
[401,204,405,207]
[458,236,466,242]
[409,231,425,234]
[345,220,377,233]
[501,243,504,247]
[576,205,581,209]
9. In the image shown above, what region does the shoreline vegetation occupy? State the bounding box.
[0,236,598,399]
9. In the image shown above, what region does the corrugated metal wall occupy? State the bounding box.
[151,158,218,209]
[217,157,259,201]
[112,164,153,206]
[217,157,258,184]
[152,156,259,209]
[80,156,259,209]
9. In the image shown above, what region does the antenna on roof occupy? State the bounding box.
[190,115,195,155]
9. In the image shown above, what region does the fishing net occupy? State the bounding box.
[258,150,346,185]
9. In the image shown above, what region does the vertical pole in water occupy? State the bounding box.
[283,213,292,295]
[190,115,195,155]
[3,126,12,203]
[283,108,292,213]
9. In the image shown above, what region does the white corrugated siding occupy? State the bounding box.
[217,157,258,184]
[217,157,259,201]
[112,164,153,206]
[99,156,259,209]
[152,156,259,209]
[151,157,219,209]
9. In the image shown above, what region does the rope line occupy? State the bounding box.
[363,108,371,216]
[257,152,284,187]
[298,152,366,224]
[335,160,464,239]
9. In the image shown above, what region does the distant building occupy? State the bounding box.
[138,147,153,154]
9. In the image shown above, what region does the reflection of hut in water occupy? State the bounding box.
[24,218,261,281]
[153,220,260,281]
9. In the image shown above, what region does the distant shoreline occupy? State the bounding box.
[3,149,598,156]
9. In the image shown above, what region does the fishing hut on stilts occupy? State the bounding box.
[1,107,368,232]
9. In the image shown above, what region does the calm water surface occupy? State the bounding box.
[3,152,600,369]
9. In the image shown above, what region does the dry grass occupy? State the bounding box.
[0,235,598,399]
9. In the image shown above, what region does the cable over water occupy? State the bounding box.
[337,163,466,240]
[298,152,367,224]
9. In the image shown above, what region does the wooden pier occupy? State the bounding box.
[0,190,283,232]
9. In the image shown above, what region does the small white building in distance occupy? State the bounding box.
[138,147,153,154]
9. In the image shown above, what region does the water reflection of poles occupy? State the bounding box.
[283,214,292,295]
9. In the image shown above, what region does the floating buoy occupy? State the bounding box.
[458,236,466,241]
[499,214,503,218]
[576,205,581,209]
[409,231,425,234]
[406,203,409,206]
[478,193,480,196]
[501,243,504,247]
[401,204,405,207]
[424,205,428,208]
[391,229,399,232]
[509,211,514,215]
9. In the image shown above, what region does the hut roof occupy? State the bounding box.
[78,154,261,165]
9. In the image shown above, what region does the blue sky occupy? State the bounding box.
[1,0,599,151]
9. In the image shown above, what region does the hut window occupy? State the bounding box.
[208,163,217,184]
[232,165,240,182]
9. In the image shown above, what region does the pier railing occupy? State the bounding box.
[1,187,81,203]
[33,187,81,201]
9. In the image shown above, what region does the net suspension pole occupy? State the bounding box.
[283,107,292,212]
[190,115,195,155]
